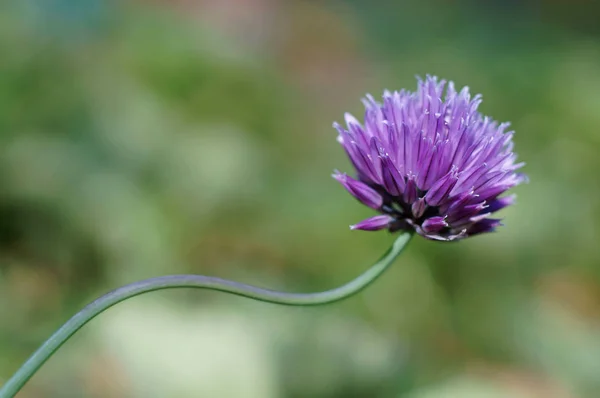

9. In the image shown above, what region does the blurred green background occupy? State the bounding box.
[1,0,600,397]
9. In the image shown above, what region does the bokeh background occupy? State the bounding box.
[1,0,600,397]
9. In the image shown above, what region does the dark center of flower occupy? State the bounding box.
[378,188,445,234]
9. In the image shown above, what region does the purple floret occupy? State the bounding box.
[334,76,526,241]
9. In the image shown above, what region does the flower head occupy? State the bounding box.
[333,76,526,241]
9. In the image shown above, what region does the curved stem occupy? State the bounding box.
[0,232,412,398]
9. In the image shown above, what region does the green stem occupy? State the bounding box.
[0,232,412,397]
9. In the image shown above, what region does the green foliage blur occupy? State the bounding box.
[1,1,600,397]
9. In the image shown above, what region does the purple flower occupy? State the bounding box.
[333,76,526,241]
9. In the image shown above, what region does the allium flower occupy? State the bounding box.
[333,76,526,241]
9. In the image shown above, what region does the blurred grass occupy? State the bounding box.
[1,0,600,397]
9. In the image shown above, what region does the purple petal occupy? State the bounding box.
[411,197,427,218]
[421,216,448,234]
[383,94,401,161]
[475,184,511,202]
[424,168,459,207]
[333,172,383,210]
[447,201,488,225]
[415,139,435,189]
[513,172,529,185]
[407,130,424,176]
[422,141,448,191]
[355,143,381,184]
[403,175,418,204]
[363,96,386,139]
[369,136,385,179]
[350,215,394,231]
[344,113,368,145]
[451,162,488,196]
[438,188,477,215]
[335,124,376,184]
[334,173,382,209]
[468,213,492,223]
[380,155,406,196]
[481,194,516,214]
[398,123,410,173]
[473,170,506,193]
[467,218,503,236]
